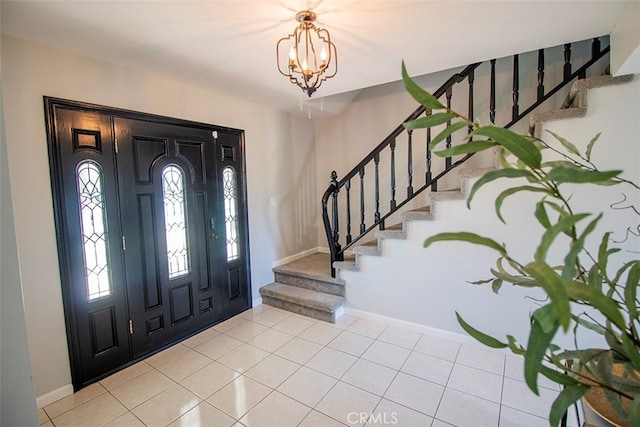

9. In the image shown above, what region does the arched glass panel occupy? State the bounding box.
[223,166,239,261]
[162,165,190,278]
[76,161,112,301]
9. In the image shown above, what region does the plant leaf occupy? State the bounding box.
[585,132,601,161]
[549,384,588,427]
[535,213,590,263]
[532,304,557,334]
[562,213,602,280]
[467,168,538,208]
[456,312,507,349]
[495,186,549,223]
[473,126,542,168]
[534,201,552,229]
[546,130,580,156]
[545,166,622,184]
[401,62,445,110]
[524,316,559,394]
[565,282,626,331]
[403,113,457,130]
[491,279,503,294]
[525,261,571,330]
[540,365,579,387]
[434,140,497,158]
[625,262,640,319]
[424,232,506,255]
[428,121,469,150]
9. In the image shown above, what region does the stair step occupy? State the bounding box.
[375,224,405,239]
[259,283,344,323]
[273,252,345,296]
[353,240,381,256]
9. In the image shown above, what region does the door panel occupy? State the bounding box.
[46,98,251,389]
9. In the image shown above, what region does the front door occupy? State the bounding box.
[45,98,251,389]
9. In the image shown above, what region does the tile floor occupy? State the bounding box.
[38,305,573,427]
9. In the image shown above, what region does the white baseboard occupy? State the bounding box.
[36,384,74,409]
[252,296,263,307]
[344,307,501,352]
[271,247,325,268]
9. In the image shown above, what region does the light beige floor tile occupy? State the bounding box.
[51,393,127,427]
[44,382,107,419]
[110,369,175,409]
[38,408,50,425]
[341,359,398,396]
[413,334,460,361]
[346,318,387,339]
[306,347,357,379]
[194,333,244,360]
[504,354,558,390]
[277,366,337,407]
[250,309,291,327]
[244,354,300,388]
[103,411,146,427]
[329,314,358,330]
[274,337,323,364]
[316,381,380,426]
[207,375,272,419]
[384,372,444,416]
[401,351,453,386]
[361,341,410,370]
[447,363,503,403]
[247,328,294,352]
[99,361,152,391]
[299,410,347,427]
[368,398,433,426]
[131,384,200,427]
[217,343,270,373]
[145,343,190,368]
[435,388,500,426]
[168,401,235,427]
[501,377,557,418]
[377,326,421,350]
[456,345,505,375]
[499,405,549,427]
[298,322,342,345]
[213,315,246,332]
[239,391,311,427]
[327,330,374,357]
[431,419,455,426]
[238,305,270,319]
[180,360,240,399]
[182,327,221,348]
[273,315,316,336]
[40,421,54,427]
[224,321,269,342]
[155,348,212,381]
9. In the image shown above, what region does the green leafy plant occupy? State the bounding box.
[401,63,640,426]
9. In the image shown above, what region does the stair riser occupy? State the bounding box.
[261,295,343,323]
[274,272,345,296]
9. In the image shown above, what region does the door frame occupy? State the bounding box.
[44,97,252,390]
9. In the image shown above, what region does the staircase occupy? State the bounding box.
[260,37,623,323]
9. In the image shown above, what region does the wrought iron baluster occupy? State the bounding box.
[345,179,352,245]
[407,130,413,198]
[390,139,396,210]
[425,109,436,191]
[446,87,453,169]
[537,49,545,100]
[374,153,380,222]
[564,44,572,80]
[490,59,496,124]
[592,37,601,57]
[359,168,366,234]
[330,171,341,259]
[468,69,475,135]
[512,54,520,120]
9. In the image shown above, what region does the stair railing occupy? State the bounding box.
[322,38,610,277]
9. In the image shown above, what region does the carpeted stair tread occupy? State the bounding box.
[273,252,344,285]
[260,283,344,313]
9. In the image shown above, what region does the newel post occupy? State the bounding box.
[330,171,343,262]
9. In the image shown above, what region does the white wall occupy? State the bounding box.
[1,35,317,402]
[340,76,640,349]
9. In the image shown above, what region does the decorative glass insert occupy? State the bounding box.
[162,165,190,278]
[76,161,111,301]
[223,166,239,261]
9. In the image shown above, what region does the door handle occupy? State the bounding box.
[210,218,219,240]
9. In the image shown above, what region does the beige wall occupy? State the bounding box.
[1,35,317,400]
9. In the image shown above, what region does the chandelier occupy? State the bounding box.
[276,10,337,97]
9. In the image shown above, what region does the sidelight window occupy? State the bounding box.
[223,166,239,261]
[77,160,112,301]
[162,165,190,278]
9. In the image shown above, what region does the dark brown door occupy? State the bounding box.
[46,99,251,389]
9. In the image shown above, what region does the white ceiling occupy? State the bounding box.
[0,0,630,115]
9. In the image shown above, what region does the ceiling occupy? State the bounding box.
[0,1,630,116]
